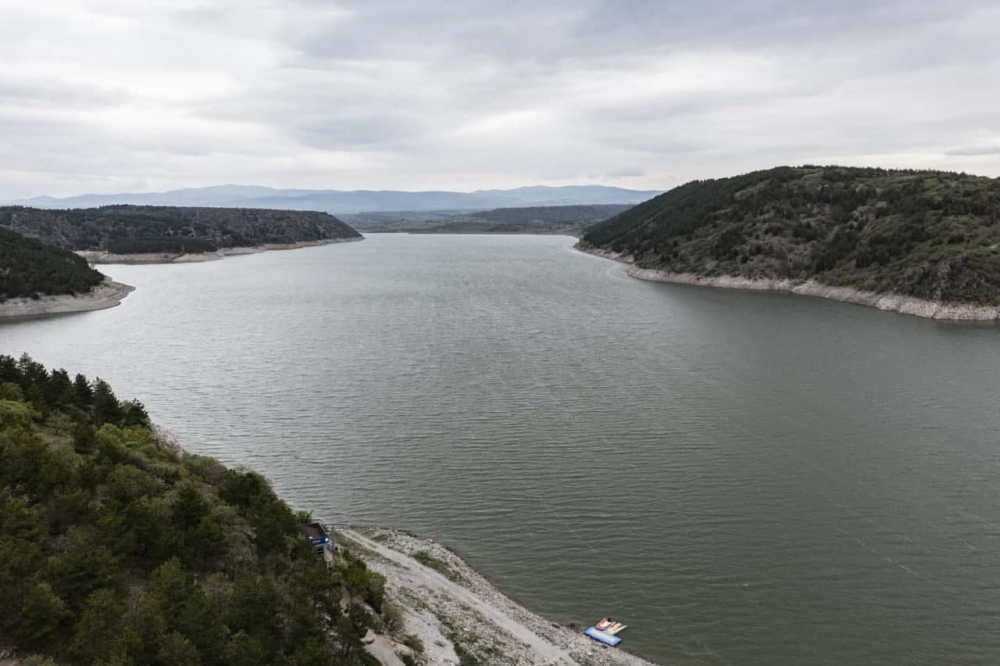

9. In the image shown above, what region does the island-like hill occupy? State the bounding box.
[580,166,1000,319]
[0,228,104,300]
[0,205,362,258]
[349,203,631,236]
[0,228,134,317]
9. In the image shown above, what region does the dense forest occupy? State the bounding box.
[0,205,362,255]
[0,228,104,301]
[581,166,1000,304]
[350,204,630,236]
[0,355,393,665]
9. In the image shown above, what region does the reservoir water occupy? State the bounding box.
[3,233,999,665]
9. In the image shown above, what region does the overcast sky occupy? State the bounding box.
[1,0,999,197]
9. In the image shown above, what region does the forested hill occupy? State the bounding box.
[0,205,362,255]
[581,166,1000,304]
[0,355,391,665]
[351,203,630,235]
[0,228,104,300]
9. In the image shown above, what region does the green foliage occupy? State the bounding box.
[219,468,299,557]
[582,166,1000,304]
[296,638,339,666]
[70,589,126,663]
[0,355,366,665]
[155,630,201,666]
[0,355,148,433]
[93,379,124,425]
[74,373,94,406]
[0,228,103,300]
[382,602,404,634]
[225,631,270,666]
[337,550,386,613]
[0,398,35,429]
[17,582,69,644]
[336,603,376,660]
[0,382,23,401]
[411,550,456,580]
[23,656,59,666]
[48,530,122,604]
[402,634,425,653]
[453,642,480,666]
[365,571,386,614]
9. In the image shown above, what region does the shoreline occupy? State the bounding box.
[338,526,657,666]
[149,420,657,664]
[359,228,586,238]
[76,235,364,265]
[0,278,134,319]
[576,245,1000,321]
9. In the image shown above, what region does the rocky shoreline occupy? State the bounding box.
[0,278,134,319]
[338,527,657,666]
[144,419,658,665]
[145,419,658,665]
[76,235,364,265]
[577,245,1000,321]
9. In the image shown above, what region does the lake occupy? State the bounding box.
[3,233,999,665]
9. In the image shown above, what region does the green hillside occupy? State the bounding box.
[0,355,390,665]
[350,204,631,236]
[0,205,362,255]
[0,228,104,301]
[580,166,1000,304]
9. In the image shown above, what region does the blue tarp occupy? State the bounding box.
[584,626,622,647]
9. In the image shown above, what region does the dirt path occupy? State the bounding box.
[346,529,576,665]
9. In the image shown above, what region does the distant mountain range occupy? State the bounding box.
[3,185,661,215]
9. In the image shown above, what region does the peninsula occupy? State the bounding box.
[0,228,133,317]
[579,166,1000,320]
[0,205,363,264]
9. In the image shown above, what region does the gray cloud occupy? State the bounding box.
[0,0,998,198]
[946,145,1000,156]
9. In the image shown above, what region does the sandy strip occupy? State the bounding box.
[340,527,657,666]
[76,235,364,264]
[576,245,1000,321]
[0,278,134,319]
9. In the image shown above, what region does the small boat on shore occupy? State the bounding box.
[595,617,627,634]
[585,617,628,646]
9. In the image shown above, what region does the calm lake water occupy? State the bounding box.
[3,233,1000,665]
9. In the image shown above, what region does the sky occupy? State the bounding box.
[1,0,999,198]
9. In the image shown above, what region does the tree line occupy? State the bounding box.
[0,355,392,665]
[0,205,361,255]
[0,228,104,301]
